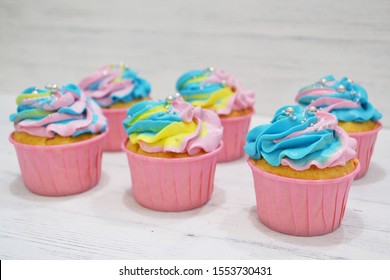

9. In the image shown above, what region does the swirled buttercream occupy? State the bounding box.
[176,67,254,115]
[296,75,382,122]
[245,105,356,170]
[122,96,223,155]
[79,63,151,107]
[10,84,107,137]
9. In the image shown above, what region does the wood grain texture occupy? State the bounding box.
[0,0,388,126]
[1,0,389,259]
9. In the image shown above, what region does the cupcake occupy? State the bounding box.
[79,63,151,151]
[9,84,107,196]
[296,75,382,179]
[176,67,254,162]
[122,95,223,212]
[245,105,360,236]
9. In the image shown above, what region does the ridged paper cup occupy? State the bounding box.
[218,111,253,162]
[102,108,128,151]
[248,159,360,236]
[122,140,223,212]
[9,131,107,196]
[348,122,381,180]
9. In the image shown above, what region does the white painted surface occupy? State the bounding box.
[1,91,389,259]
[1,0,389,260]
[0,0,388,126]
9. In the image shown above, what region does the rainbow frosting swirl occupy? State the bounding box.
[79,63,151,108]
[122,95,223,155]
[176,67,255,115]
[10,84,107,137]
[296,75,382,122]
[245,105,356,170]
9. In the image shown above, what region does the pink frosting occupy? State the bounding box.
[278,111,357,170]
[132,98,223,155]
[79,65,135,107]
[14,87,107,138]
[203,69,255,115]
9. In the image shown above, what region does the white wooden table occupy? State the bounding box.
[1,93,389,259]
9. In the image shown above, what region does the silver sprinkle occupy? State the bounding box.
[221,80,227,86]
[337,84,346,92]
[318,78,327,84]
[45,83,58,91]
[292,116,297,120]
[166,95,175,103]
[284,107,295,115]
[347,78,354,84]
[175,92,181,98]
[307,106,317,113]
[208,66,215,72]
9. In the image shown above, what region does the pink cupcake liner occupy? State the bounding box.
[9,131,107,196]
[122,140,223,212]
[218,111,253,162]
[348,122,382,180]
[248,159,360,236]
[102,108,128,151]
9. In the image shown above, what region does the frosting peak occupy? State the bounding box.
[296,75,382,122]
[79,63,151,107]
[122,96,223,155]
[245,105,356,170]
[176,67,255,115]
[10,84,107,137]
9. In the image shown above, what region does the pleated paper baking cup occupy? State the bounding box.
[10,131,107,196]
[122,140,222,212]
[348,122,381,180]
[102,108,128,151]
[248,159,360,236]
[218,112,253,162]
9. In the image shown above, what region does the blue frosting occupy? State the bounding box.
[87,67,151,107]
[176,69,224,103]
[122,100,182,136]
[10,84,107,137]
[297,76,382,122]
[245,105,343,167]
[112,68,151,103]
